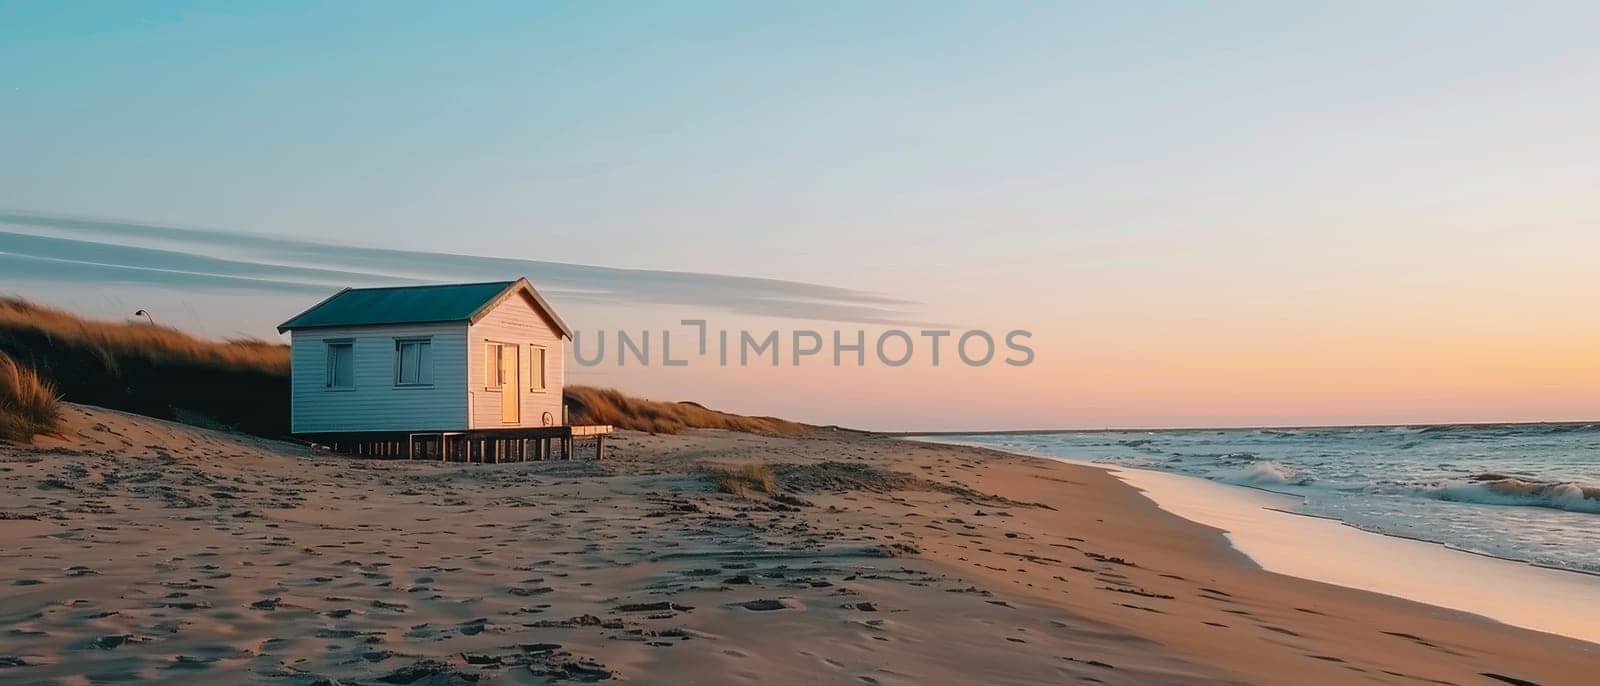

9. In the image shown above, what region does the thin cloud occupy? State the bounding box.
[0,210,922,325]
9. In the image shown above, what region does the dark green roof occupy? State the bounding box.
[277,281,518,332]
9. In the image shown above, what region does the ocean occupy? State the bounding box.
[928,424,1600,575]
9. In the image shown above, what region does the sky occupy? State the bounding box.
[3,2,1599,430]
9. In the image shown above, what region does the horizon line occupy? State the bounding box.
[888,417,1600,436]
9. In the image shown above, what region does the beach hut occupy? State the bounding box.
[277,278,604,460]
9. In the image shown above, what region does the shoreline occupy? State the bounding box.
[910,435,1600,646]
[1256,505,1600,580]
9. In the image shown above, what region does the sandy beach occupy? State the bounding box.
[3,404,1597,685]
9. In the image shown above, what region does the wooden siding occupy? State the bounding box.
[290,322,468,433]
[467,290,566,429]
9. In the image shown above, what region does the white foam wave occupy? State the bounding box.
[1427,477,1600,514]
[1217,461,1301,486]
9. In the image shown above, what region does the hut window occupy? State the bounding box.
[529,345,547,391]
[395,338,433,386]
[326,341,355,389]
[486,343,504,389]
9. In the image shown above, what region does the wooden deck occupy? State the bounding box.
[299,425,613,462]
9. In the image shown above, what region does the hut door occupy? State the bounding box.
[500,345,520,423]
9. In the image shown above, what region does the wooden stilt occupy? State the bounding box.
[313,428,608,464]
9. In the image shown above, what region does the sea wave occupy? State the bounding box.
[1424,474,1600,514]
[1217,461,1304,486]
[1209,466,1600,514]
[1532,423,1600,434]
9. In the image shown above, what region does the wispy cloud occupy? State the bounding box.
[0,210,922,325]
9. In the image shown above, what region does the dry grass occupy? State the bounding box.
[708,464,778,497]
[563,385,810,436]
[0,350,61,442]
[0,298,290,435]
[0,298,289,373]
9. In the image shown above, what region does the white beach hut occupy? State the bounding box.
[277,278,600,460]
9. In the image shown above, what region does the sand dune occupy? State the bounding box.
[1,405,1594,684]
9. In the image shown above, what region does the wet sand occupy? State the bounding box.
[1,404,1595,684]
[1079,461,1600,645]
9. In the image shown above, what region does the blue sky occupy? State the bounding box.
[10,1,1591,274]
[3,2,1599,429]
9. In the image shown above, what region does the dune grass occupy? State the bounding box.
[0,298,290,372]
[0,350,61,442]
[0,298,290,435]
[707,463,778,497]
[563,385,809,436]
